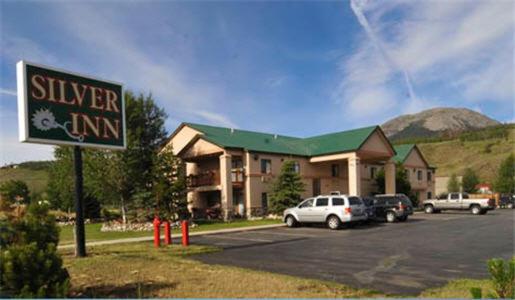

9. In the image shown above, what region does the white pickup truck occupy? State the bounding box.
[423,192,495,215]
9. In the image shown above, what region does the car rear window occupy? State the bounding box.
[316,198,329,206]
[332,198,344,206]
[348,197,362,206]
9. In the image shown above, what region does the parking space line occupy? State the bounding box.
[208,235,273,243]
[252,231,320,238]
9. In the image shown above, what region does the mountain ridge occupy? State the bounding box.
[381,107,500,140]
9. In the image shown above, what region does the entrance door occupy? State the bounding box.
[233,191,245,216]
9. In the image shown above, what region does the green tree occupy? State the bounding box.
[153,146,188,221]
[494,154,515,194]
[447,173,461,193]
[0,180,30,205]
[268,160,305,215]
[462,168,480,193]
[109,91,168,223]
[0,203,69,297]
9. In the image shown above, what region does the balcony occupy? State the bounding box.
[231,168,245,188]
[187,171,219,188]
[187,169,245,188]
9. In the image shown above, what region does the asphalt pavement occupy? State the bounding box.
[191,209,515,296]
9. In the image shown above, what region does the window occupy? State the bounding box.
[370,167,377,179]
[261,159,271,174]
[316,198,329,206]
[261,193,268,212]
[427,171,432,181]
[331,164,340,177]
[417,170,423,181]
[332,198,344,206]
[462,193,469,199]
[450,193,459,200]
[348,197,362,206]
[427,192,432,199]
[299,198,314,208]
[292,161,300,174]
[232,159,243,169]
[312,178,321,196]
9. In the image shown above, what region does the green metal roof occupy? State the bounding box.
[183,122,379,157]
[393,144,415,163]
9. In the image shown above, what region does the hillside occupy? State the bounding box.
[0,161,52,195]
[415,126,515,183]
[382,107,500,141]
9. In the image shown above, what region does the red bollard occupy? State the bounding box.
[164,221,171,245]
[181,220,189,246]
[153,216,161,247]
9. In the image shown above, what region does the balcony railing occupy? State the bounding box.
[187,169,245,188]
[187,171,219,188]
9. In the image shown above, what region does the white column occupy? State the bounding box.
[348,154,361,196]
[244,151,253,217]
[385,160,396,194]
[219,154,233,220]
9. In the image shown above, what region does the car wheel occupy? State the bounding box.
[285,215,297,228]
[424,205,434,214]
[386,211,396,223]
[326,215,341,230]
[470,205,481,215]
[508,203,514,209]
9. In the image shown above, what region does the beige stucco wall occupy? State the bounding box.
[359,131,394,159]
[182,138,224,159]
[167,125,202,155]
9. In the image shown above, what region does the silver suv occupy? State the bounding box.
[283,195,367,230]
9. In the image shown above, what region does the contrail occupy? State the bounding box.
[349,0,417,101]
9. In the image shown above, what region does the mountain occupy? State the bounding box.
[381,107,501,140]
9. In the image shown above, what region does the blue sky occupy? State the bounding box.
[1,0,513,165]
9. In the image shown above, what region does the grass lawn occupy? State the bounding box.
[60,242,492,298]
[59,218,282,245]
[419,278,495,298]
[60,242,385,298]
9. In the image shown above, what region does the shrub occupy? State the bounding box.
[0,203,69,297]
[487,257,514,299]
[469,257,515,299]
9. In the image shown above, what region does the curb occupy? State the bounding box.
[58,223,285,249]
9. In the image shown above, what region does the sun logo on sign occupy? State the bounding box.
[31,109,84,142]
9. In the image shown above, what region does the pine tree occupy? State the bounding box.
[462,168,480,193]
[0,180,30,205]
[494,154,515,194]
[447,173,461,193]
[269,160,305,215]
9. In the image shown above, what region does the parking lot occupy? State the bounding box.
[191,210,514,295]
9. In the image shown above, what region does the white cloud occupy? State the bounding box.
[1,36,57,65]
[0,88,16,97]
[46,3,236,129]
[337,0,515,119]
[193,110,238,128]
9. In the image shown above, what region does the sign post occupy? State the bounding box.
[17,61,125,257]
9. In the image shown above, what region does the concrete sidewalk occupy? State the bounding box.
[58,223,285,249]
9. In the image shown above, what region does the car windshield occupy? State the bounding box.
[362,198,373,206]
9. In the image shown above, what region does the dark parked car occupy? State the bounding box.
[373,194,413,223]
[361,197,377,221]
[499,194,514,209]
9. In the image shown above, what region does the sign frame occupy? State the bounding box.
[17,60,127,150]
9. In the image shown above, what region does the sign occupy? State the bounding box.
[17,61,126,149]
